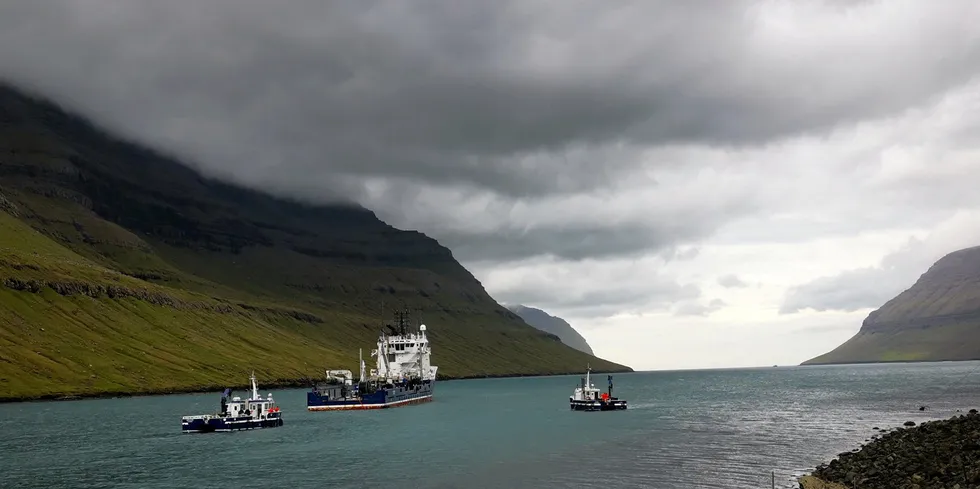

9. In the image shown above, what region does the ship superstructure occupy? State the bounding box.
[308,309,438,410]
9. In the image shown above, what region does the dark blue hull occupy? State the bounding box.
[308,380,434,411]
[570,399,627,411]
[181,414,283,433]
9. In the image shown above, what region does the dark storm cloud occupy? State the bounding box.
[2,0,978,198]
[440,222,709,263]
[2,0,979,264]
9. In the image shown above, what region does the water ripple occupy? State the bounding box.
[1,362,979,488]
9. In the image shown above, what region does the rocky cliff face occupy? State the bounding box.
[0,83,630,399]
[507,304,595,356]
[803,245,980,365]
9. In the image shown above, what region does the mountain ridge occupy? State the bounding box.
[802,245,980,365]
[0,82,630,401]
[507,304,595,356]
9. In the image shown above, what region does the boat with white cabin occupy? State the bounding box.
[569,364,627,411]
[180,372,283,433]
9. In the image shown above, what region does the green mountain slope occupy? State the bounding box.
[0,83,630,400]
[507,304,595,355]
[803,245,980,365]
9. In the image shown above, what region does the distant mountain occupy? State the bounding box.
[0,82,630,401]
[803,245,980,365]
[507,305,595,355]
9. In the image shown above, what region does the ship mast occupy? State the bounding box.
[359,348,366,382]
[250,370,259,399]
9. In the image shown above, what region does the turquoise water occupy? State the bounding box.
[2,362,979,488]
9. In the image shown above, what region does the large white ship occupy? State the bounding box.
[307,309,438,411]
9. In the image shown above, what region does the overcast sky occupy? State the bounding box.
[3,0,980,370]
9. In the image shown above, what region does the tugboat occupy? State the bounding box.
[180,372,283,433]
[569,364,627,411]
[308,309,438,411]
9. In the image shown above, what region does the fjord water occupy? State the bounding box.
[2,362,979,488]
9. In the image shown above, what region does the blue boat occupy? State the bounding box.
[308,310,438,411]
[181,372,283,432]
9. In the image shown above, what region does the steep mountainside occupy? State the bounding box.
[803,245,980,365]
[0,83,630,400]
[507,305,594,355]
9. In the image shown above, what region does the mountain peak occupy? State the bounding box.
[507,304,595,356]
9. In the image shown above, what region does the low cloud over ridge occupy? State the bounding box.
[3,1,980,368]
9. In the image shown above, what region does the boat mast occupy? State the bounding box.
[250,370,259,399]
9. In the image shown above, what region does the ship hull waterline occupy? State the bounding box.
[308,394,433,411]
[307,382,435,411]
[569,399,628,412]
[181,416,283,433]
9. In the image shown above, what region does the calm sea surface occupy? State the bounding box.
[2,362,980,488]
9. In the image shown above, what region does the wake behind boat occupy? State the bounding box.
[307,309,438,411]
[570,364,627,411]
[180,372,283,433]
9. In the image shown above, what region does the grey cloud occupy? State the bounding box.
[359,164,762,263]
[2,0,979,200]
[441,223,713,263]
[717,274,747,288]
[663,246,701,263]
[780,267,898,314]
[780,212,980,314]
[674,298,727,317]
[487,272,702,319]
[2,0,980,267]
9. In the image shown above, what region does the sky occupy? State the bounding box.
[2,0,980,370]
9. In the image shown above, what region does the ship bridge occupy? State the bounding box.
[369,310,438,382]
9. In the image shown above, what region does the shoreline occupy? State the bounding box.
[800,357,980,367]
[799,409,980,488]
[0,368,634,405]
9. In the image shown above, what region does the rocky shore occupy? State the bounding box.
[801,410,980,489]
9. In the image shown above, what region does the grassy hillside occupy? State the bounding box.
[0,83,630,400]
[803,246,980,365]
